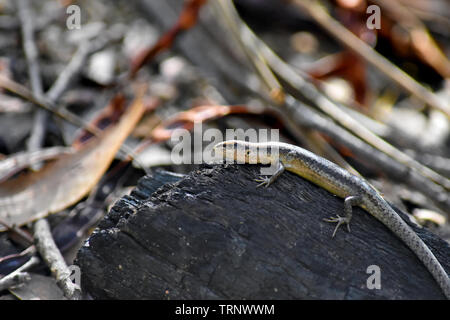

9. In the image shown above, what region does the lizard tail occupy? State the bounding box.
[378,203,450,299]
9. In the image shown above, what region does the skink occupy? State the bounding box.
[213,140,450,299]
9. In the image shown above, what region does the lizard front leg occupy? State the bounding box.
[254,161,285,188]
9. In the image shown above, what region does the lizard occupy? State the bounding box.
[213,140,450,299]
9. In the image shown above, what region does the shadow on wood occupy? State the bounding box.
[76,164,450,299]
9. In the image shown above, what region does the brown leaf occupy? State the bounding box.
[0,90,146,231]
[71,94,126,149]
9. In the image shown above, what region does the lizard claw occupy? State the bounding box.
[254,176,271,188]
[323,215,351,238]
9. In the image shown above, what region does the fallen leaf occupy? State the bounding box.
[0,89,146,231]
[71,94,126,149]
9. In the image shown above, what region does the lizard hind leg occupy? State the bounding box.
[323,195,363,238]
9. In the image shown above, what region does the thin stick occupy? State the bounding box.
[0,218,34,245]
[46,42,92,102]
[33,219,81,300]
[0,256,39,291]
[17,0,48,152]
[47,25,126,103]
[0,246,36,264]
[0,75,103,136]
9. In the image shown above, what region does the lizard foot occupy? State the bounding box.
[323,215,351,238]
[254,176,272,188]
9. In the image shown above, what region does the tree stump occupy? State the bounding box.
[76,165,450,299]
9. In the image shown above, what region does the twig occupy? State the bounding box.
[17,0,48,153]
[47,25,126,103]
[17,0,43,99]
[0,218,34,245]
[0,246,36,265]
[0,6,64,32]
[0,256,39,291]
[291,0,450,117]
[407,152,450,178]
[46,42,92,103]
[33,219,81,300]
[0,74,103,136]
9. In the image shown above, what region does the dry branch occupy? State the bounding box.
[33,219,81,300]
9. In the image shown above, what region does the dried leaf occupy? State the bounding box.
[0,91,146,231]
[71,94,126,148]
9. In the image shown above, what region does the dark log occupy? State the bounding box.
[76,165,449,299]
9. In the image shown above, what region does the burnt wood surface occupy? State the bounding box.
[76,165,450,299]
